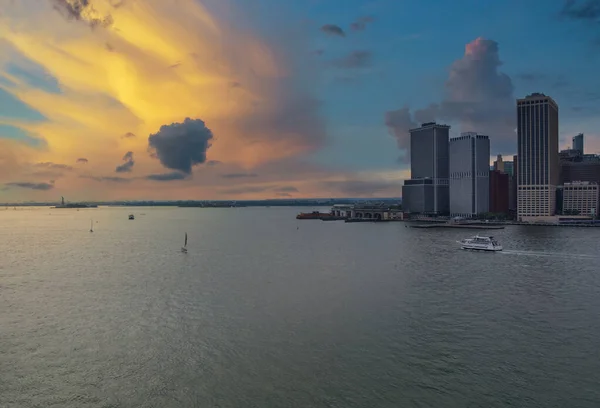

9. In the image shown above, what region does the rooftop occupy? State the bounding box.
[409,122,451,131]
[517,92,558,108]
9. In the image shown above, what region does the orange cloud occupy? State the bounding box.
[0,1,404,201]
[0,0,325,171]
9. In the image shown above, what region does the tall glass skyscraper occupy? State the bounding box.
[402,122,450,215]
[516,93,559,218]
[449,132,490,217]
[572,133,584,154]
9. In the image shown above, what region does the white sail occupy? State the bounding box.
[181,232,188,253]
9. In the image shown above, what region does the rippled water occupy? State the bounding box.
[1,206,600,407]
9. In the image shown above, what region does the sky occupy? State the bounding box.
[0,0,599,202]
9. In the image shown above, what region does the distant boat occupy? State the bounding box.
[128,214,135,220]
[181,232,188,253]
[90,219,94,233]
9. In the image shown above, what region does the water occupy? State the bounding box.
[1,206,600,407]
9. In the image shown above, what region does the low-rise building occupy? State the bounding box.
[562,181,599,216]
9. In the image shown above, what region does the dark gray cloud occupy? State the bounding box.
[148,118,213,174]
[76,158,88,164]
[81,175,130,183]
[145,172,187,181]
[115,151,134,173]
[6,181,54,190]
[50,0,114,29]
[320,180,399,197]
[331,50,373,69]
[121,132,136,138]
[321,24,345,37]
[221,172,258,179]
[229,81,242,88]
[207,160,221,166]
[561,0,600,20]
[386,38,516,157]
[311,49,325,56]
[115,161,133,172]
[33,162,73,171]
[559,1,600,46]
[350,16,375,31]
[277,193,292,197]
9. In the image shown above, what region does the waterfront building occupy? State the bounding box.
[517,93,559,218]
[562,181,599,216]
[490,170,510,214]
[402,122,450,215]
[449,132,490,217]
[572,133,584,155]
[559,148,583,163]
[560,152,600,185]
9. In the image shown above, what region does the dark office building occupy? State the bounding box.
[490,170,510,214]
[402,122,450,214]
[516,93,559,217]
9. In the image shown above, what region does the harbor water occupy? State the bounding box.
[1,206,600,407]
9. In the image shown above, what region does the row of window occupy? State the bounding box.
[517,102,553,186]
[449,172,489,178]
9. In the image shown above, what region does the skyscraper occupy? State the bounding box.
[449,132,490,216]
[402,122,450,214]
[493,154,504,172]
[516,93,559,218]
[490,170,510,214]
[572,133,584,154]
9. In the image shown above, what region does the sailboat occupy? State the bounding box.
[181,232,188,253]
[90,219,94,233]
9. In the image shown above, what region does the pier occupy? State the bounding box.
[409,224,505,229]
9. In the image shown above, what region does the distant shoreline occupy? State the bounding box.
[1,198,401,208]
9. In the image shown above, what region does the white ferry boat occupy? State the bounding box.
[457,235,502,251]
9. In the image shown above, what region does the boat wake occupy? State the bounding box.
[500,250,600,259]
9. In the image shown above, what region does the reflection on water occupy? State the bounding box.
[501,250,600,258]
[1,207,600,407]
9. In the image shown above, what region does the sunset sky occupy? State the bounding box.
[1,0,599,201]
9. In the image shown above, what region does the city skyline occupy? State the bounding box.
[1,0,599,201]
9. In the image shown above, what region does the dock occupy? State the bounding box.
[410,224,505,229]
